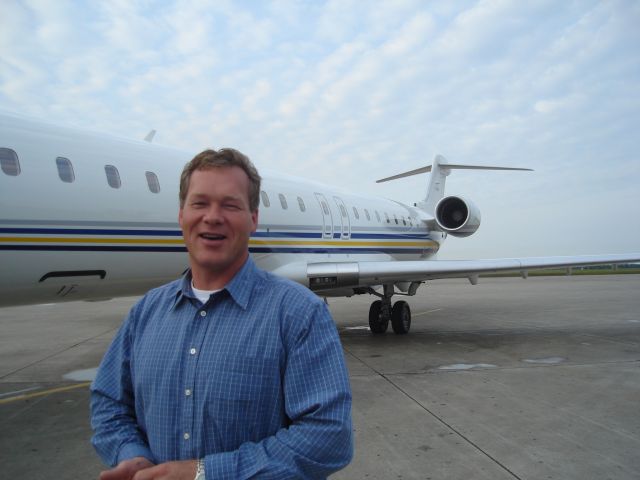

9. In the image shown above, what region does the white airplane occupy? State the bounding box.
[1,112,638,334]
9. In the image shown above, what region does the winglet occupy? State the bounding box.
[144,130,157,143]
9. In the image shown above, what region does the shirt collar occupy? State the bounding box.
[172,256,257,311]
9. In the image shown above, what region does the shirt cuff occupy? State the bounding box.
[117,443,155,466]
[205,450,240,479]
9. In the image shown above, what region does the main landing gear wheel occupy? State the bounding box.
[368,300,389,334]
[391,300,411,334]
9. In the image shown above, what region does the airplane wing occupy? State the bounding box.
[278,254,640,293]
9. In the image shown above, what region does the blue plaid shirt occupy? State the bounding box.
[91,257,353,479]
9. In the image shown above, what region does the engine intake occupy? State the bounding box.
[435,195,481,237]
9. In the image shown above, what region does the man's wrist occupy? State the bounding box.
[194,458,205,480]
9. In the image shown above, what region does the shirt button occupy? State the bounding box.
[185,389,192,396]
[200,311,206,317]
[190,348,197,355]
[184,432,190,440]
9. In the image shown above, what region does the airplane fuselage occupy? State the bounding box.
[0,113,441,306]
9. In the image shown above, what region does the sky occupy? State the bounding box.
[1,0,639,259]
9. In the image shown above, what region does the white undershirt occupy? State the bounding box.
[191,281,221,304]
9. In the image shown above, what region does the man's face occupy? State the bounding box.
[179,167,258,287]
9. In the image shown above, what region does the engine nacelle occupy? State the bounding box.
[434,195,481,237]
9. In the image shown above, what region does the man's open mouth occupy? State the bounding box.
[200,233,226,240]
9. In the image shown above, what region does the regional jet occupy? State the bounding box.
[1,112,638,334]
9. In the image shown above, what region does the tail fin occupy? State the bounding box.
[376,155,532,214]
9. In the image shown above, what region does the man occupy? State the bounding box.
[91,149,353,479]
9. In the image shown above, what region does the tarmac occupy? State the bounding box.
[1,274,639,480]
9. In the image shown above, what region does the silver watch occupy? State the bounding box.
[194,458,205,480]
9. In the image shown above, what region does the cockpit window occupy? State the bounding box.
[0,148,20,176]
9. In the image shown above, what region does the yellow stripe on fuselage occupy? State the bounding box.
[0,236,184,245]
[249,239,438,248]
[0,236,438,249]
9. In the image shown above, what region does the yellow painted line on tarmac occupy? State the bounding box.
[0,382,91,405]
[412,308,443,317]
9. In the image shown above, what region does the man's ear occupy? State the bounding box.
[178,207,183,228]
[251,209,259,233]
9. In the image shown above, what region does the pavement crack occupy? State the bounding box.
[381,372,524,480]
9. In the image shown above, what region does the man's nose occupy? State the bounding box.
[203,205,223,224]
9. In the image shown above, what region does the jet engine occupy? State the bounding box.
[434,195,481,237]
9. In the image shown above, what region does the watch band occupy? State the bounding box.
[194,458,205,480]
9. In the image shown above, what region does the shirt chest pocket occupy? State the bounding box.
[199,357,282,447]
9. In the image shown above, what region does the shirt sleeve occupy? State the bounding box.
[204,298,354,479]
[90,302,155,467]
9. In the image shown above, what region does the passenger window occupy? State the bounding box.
[105,165,121,189]
[297,196,306,212]
[279,193,288,210]
[364,209,371,221]
[0,148,20,176]
[384,213,390,224]
[145,171,160,193]
[321,201,330,215]
[56,157,75,183]
[339,204,347,217]
[375,211,381,223]
[260,191,270,207]
[402,216,406,226]
[394,214,399,225]
[352,207,359,219]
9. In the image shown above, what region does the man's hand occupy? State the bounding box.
[99,457,155,480]
[131,460,198,480]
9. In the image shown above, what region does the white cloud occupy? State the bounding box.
[1,0,638,257]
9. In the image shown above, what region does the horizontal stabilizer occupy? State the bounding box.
[376,155,533,215]
[376,163,532,183]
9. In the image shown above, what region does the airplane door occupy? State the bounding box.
[314,193,334,239]
[333,196,351,240]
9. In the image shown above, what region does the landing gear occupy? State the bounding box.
[367,285,414,335]
[368,300,389,334]
[391,300,411,334]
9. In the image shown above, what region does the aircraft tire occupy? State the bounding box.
[368,300,388,334]
[391,300,411,334]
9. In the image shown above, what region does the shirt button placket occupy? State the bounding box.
[183,308,206,456]
[184,345,196,454]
